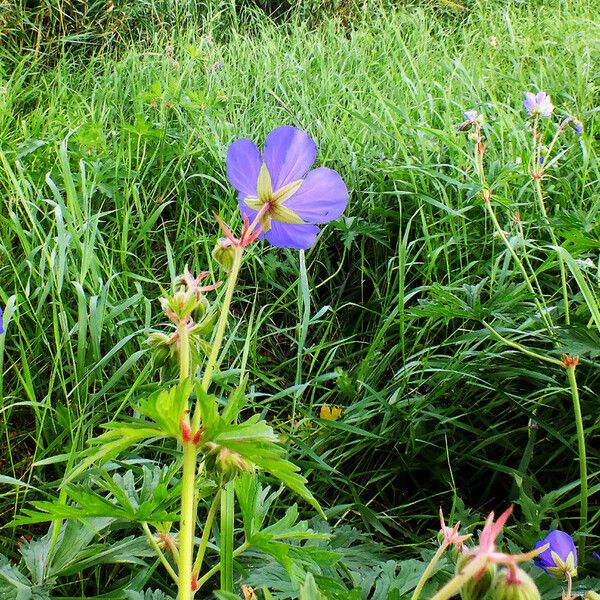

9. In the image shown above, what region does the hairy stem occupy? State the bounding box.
[566,364,587,555]
[411,542,449,600]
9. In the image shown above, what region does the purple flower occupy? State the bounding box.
[464,110,479,123]
[458,110,480,132]
[524,91,554,118]
[226,126,349,249]
[534,530,577,579]
[567,117,583,134]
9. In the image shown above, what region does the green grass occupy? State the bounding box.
[1,0,599,594]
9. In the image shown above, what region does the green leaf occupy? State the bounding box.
[194,382,219,429]
[62,424,165,486]
[221,377,249,424]
[205,418,324,517]
[300,573,322,600]
[554,246,600,333]
[137,381,192,439]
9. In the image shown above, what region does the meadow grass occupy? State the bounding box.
[0,0,599,593]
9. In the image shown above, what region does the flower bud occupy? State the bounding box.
[145,331,176,367]
[568,118,583,134]
[492,568,540,600]
[160,289,206,324]
[458,553,496,600]
[212,238,236,272]
[202,442,254,482]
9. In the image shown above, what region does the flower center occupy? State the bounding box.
[244,163,305,230]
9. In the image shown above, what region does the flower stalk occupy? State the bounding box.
[564,357,587,555]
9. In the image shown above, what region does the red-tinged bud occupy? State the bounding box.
[191,575,199,591]
[192,427,205,445]
[180,418,192,443]
[477,142,485,156]
[512,211,521,225]
[562,354,579,369]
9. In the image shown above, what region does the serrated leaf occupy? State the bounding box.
[62,424,165,486]
[137,381,192,439]
[194,382,219,429]
[205,419,323,517]
[0,556,33,600]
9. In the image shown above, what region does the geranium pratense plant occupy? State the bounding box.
[158,125,348,598]
[456,94,590,562]
[11,125,349,600]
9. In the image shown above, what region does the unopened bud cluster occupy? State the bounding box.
[145,266,221,370]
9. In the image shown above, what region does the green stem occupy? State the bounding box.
[142,522,179,585]
[533,178,570,325]
[481,321,563,366]
[179,443,198,599]
[193,246,244,430]
[195,542,249,591]
[178,323,197,600]
[565,364,587,556]
[220,481,235,592]
[483,201,554,333]
[179,321,191,382]
[411,542,449,600]
[430,555,488,600]
[191,488,222,580]
[292,249,310,431]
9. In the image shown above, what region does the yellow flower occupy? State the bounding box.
[320,405,342,421]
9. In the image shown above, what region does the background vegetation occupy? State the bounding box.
[0,0,598,596]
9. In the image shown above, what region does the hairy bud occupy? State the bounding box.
[492,568,540,600]
[457,553,496,600]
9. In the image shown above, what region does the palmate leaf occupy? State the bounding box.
[203,419,324,517]
[137,381,192,439]
[0,555,53,600]
[62,424,165,486]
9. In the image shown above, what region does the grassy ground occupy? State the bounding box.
[1,0,599,593]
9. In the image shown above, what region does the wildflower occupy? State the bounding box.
[533,530,577,579]
[458,110,480,132]
[565,117,583,134]
[489,36,498,48]
[210,62,223,72]
[183,265,222,298]
[523,92,554,118]
[463,508,546,584]
[226,126,349,249]
[320,405,343,421]
[439,509,471,552]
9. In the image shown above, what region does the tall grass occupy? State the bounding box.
[1,0,598,586]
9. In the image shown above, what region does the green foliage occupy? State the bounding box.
[1,0,599,596]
